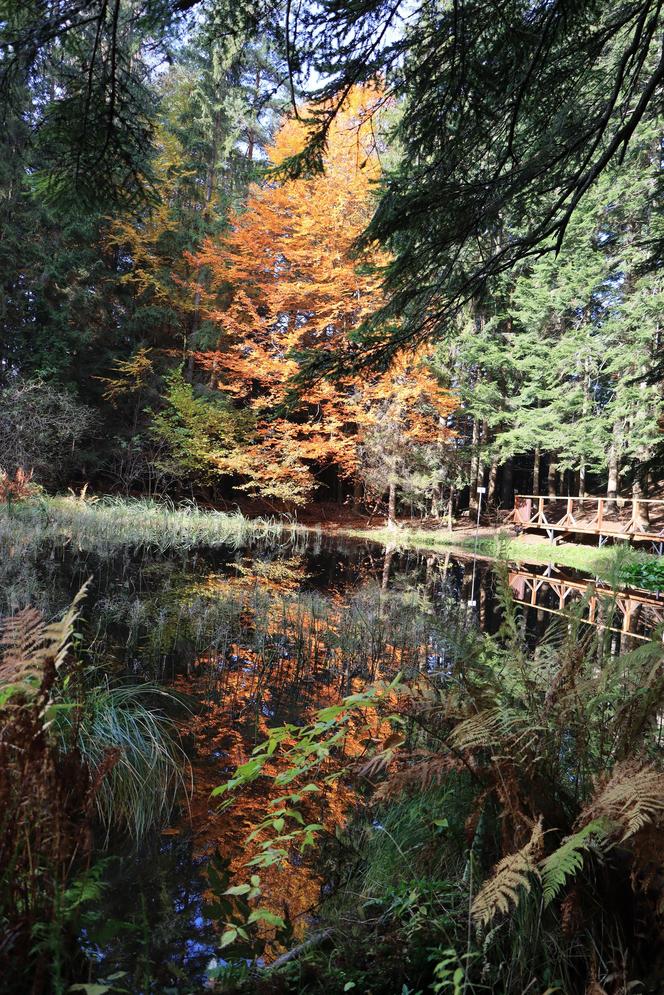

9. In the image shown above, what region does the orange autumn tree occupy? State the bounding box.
[192,86,455,510]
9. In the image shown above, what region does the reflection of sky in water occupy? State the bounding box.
[89,836,219,991]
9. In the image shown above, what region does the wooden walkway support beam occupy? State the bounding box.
[508,566,664,642]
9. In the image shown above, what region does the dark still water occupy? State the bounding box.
[3,528,660,992]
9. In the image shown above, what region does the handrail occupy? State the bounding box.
[514,494,664,505]
[509,600,652,642]
[510,494,664,547]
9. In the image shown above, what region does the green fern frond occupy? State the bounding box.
[540,819,612,906]
[450,706,539,753]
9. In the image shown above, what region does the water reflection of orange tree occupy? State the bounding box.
[175,659,393,958]
[171,566,419,956]
[215,682,396,959]
[182,561,437,695]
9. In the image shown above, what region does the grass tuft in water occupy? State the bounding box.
[58,679,188,842]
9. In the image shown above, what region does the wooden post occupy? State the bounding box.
[622,600,634,635]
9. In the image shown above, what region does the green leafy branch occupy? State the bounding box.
[207,676,402,953]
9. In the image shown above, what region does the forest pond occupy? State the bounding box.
[4,528,661,992]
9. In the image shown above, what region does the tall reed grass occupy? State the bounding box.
[0,494,287,555]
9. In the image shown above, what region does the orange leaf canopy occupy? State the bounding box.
[193,86,454,503]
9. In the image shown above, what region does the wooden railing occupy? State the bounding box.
[508,565,664,642]
[509,495,664,547]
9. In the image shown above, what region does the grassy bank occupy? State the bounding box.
[0,495,287,554]
[3,495,660,580]
[345,524,662,578]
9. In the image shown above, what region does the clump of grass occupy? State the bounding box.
[359,786,470,894]
[59,679,188,842]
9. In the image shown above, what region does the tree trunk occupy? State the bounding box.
[387,481,397,528]
[468,417,481,515]
[607,424,620,499]
[189,102,225,382]
[245,68,262,163]
[352,478,363,512]
[532,447,541,495]
[487,457,498,507]
[501,458,514,509]
[547,455,558,497]
[431,487,440,519]
[633,476,650,529]
[478,420,488,498]
[579,353,590,499]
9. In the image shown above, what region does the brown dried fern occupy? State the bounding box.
[373,752,466,801]
[582,759,664,842]
[0,582,89,706]
[0,607,48,694]
[471,818,544,928]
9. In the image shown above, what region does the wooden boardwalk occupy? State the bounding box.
[509,495,664,551]
[509,564,664,642]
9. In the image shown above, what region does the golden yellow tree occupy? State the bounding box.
[192,87,455,509]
